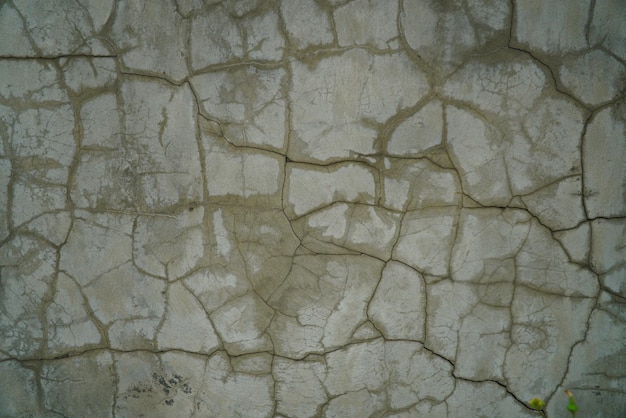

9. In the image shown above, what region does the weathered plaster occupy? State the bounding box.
[0,0,624,417]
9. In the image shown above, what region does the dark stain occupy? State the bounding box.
[153,372,171,395]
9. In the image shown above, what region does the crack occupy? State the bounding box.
[0,54,118,60]
[191,58,285,75]
[196,112,288,160]
[117,69,189,87]
[1,1,623,416]
[454,374,539,415]
[554,303,600,404]
[584,0,597,47]
[506,45,592,111]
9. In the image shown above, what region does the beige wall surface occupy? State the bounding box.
[0,0,624,417]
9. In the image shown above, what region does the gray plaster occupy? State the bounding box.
[0,0,624,417]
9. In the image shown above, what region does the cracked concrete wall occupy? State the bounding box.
[0,0,624,417]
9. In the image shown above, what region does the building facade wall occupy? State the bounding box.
[0,1,624,417]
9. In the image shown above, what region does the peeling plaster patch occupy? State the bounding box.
[324,338,388,395]
[157,282,220,353]
[506,287,596,400]
[212,208,231,258]
[11,0,112,56]
[517,219,598,298]
[288,49,429,163]
[280,0,333,49]
[0,235,57,359]
[110,0,188,82]
[195,352,275,417]
[558,50,626,107]
[0,157,10,240]
[11,105,75,184]
[443,53,546,119]
[21,211,72,247]
[268,255,383,357]
[268,312,324,359]
[513,0,590,54]
[334,0,399,49]
[382,158,461,211]
[591,219,626,275]
[190,5,242,69]
[306,203,349,240]
[401,0,476,72]
[41,351,116,417]
[273,357,327,417]
[206,149,283,199]
[46,273,102,352]
[451,208,531,284]
[285,162,376,218]
[401,0,510,75]
[61,57,117,93]
[0,60,67,101]
[133,208,205,280]
[11,178,67,227]
[192,67,287,151]
[553,305,626,416]
[185,269,251,312]
[446,93,586,204]
[589,0,626,60]
[115,351,208,416]
[0,361,39,415]
[385,341,455,407]
[190,5,284,69]
[121,79,203,210]
[60,213,134,287]
[553,222,591,265]
[245,9,285,61]
[455,302,511,381]
[521,176,585,231]
[466,0,511,31]
[324,389,386,417]
[210,292,274,355]
[83,262,166,332]
[368,261,426,340]
[509,96,585,195]
[296,203,401,259]
[231,208,300,299]
[387,100,443,157]
[393,207,458,277]
[0,3,35,55]
[426,279,479,361]
[446,105,511,206]
[200,127,285,206]
[446,380,531,416]
[583,106,626,218]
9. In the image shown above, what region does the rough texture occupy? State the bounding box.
[0,0,624,417]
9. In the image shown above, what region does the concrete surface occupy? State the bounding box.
[0,0,624,417]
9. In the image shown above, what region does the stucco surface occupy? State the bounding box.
[0,0,624,417]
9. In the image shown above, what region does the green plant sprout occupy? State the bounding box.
[528,389,579,417]
[565,390,579,416]
[529,397,546,417]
